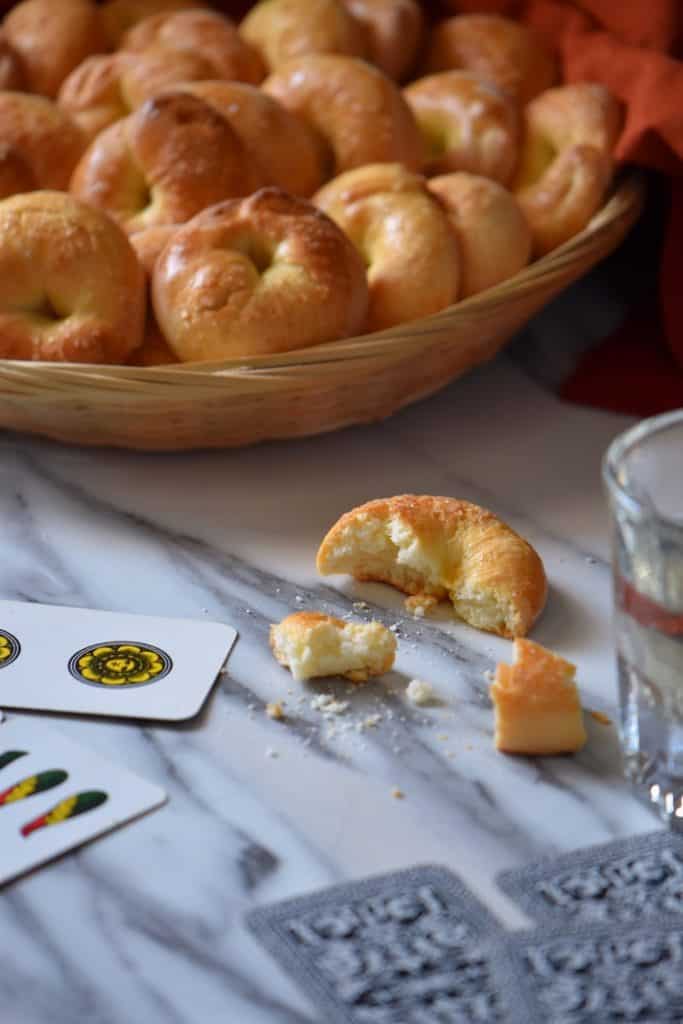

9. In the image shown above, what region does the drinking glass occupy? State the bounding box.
[603,409,683,825]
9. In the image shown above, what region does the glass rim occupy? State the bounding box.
[602,407,683,525]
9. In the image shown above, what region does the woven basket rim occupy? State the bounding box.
[0,171,644,388]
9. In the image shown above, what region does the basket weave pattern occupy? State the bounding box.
[0,176,642,450]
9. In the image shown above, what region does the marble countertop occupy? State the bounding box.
[0,347,662,1023]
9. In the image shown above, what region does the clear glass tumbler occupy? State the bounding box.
[603,409,683,824]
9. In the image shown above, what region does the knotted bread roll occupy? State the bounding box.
[0,92,86,195]
[263,54,423,175]
[0,191,145,363]
[122,8,264,85]
[99,0,204,47]
[513,82,622,255]
[3,0,107,98]
[152,188,369,361]
[313,163,460,331]
[404,70,519,182]
[317,495,547,638]
[70,91,266,233]
[342,0,423,81]
[240,0,367,71]
[424,14,558,106]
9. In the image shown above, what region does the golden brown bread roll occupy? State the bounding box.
[70,91,266,234]
[152,188,369,361]
[404,70,519,183]
[0,92,86,193]
[342,0,422,81]
[423,14,558,106]
[100,0,204,47]
[128,223,179,366]
[240,0,367,71]
[316,495,547,638]
[428,172,531,297]
[0,31,25,90]
[0,190,145,363]
[513,82,622,255]
[168,81,328,197]
[313,163,460,331]
[270,611,396,682]
[263,54,423,175]
[0,144,35,199]
[122,8,264,85]
[58,49,221,139]
[3,0,107,99]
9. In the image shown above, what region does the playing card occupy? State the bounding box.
[493,916,683,1024]
[247,865,505,1024]
[497,831,683,926]
[0,716,166,887]
[0,600,237,721]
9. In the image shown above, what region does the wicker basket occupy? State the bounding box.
[0,173,643,451]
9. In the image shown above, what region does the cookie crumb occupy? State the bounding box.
[590,710,612,726]
[352,600,369,611]
[406,679,435,705]
[404,594,438,617]
[391,787,405,799]
[266,701,285,721]
[357,713,382,731]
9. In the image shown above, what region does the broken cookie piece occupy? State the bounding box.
[491,637,587,755]
[269,611,396,683]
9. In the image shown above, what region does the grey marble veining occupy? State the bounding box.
[0,356,659,1024]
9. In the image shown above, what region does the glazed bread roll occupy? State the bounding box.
[240,0,367,71]
[122,9,264,85]
[3,0,107,98]
[152,188,369,361]
[270,611,396,682]
[263,55,423,175]
[404,71,519,183]
[58,49,221,139]
[314,163,460,331]
[128,223,179,366]
[342,0,423,81]
[70,92,266,234]
[0,144,34,198]
[100,0,204,47]
[424,14,558,106]
[316,495,547,638]
[514,82,622,255]
[0,191,145,363]
[169,81,327,197]
[429,173,531,297]
[0,31,25,90]
[0,92,86,193]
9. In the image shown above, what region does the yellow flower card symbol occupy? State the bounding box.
[0,630,21,669]
[68,641,172,688]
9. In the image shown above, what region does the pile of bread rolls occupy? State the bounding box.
[0,0,623,365]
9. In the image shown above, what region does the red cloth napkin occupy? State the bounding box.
[442,0,683,414]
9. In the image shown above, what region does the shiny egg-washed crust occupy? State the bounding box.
[0,190,145,364]
[99,0,204,47]
[428,172,531,298]
[423,14,558,106]
[128,223,180,366]
[313,163,460,332]
[58,49,221,140]
[404,70,519,183]
[0,92,86,194]
[70,91,266,234]
[3,0,107,98]
[0,31,25,90]
[514,83,622,256]
[170,81,328,198]
[240,0,368,71]
[152,188,369,361]
[316,495,547,638]
[122,8,265,85]
[263,54,424,176]
[343,0,423,81]
[269,611,396,683]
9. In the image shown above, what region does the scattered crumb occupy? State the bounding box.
[265,748,279,758]
[310,694,349,715]
[590,710,613,726]
[295,595,304,604]
[483,670,495,684]
[356,713,382,731]
[266,701,285,721]
[391,788,405,800]
[352,601,369,611]
[406,679,435,706]
[437,733,449,741]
